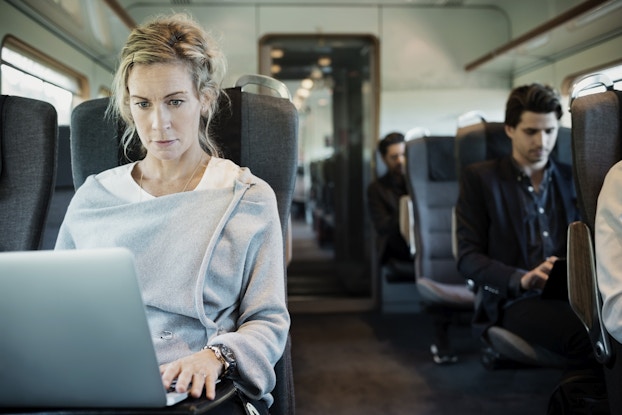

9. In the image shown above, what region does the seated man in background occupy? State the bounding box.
[367,132,412,280]
[455,83,593,367]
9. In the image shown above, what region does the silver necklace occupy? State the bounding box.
[138,155,205,199]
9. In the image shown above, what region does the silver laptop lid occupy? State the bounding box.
[0,248,176,408]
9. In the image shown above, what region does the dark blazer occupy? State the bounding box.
[367,172,407,264]
[455,156,579,336]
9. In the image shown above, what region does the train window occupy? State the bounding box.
[1,36,86,124]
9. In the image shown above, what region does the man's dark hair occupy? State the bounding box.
[378,132,405,156]
[504,83,563,128]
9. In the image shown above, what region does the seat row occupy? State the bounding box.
[383,76,620,371]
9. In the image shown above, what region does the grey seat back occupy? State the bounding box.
[70,77,298,415]
[568,76,622,364]
[568,76,622,413]
[403,135,473,362]
[571,88,622,231]
[0,95,57,251]
[405,136,462,285]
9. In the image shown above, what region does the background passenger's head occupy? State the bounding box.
[504,83,562,167]
[109,13,227,159]
[378,132,406,176]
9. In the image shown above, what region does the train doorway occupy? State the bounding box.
[260,34,379,312]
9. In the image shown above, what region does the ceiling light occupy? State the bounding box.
[318,56,331,67]
[270,49,284,59]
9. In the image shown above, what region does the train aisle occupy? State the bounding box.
[290,311,562,414]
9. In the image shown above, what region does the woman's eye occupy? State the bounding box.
[135,101,149,109]
[170,99,183,106]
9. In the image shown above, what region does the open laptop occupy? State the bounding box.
[0,248,189,409]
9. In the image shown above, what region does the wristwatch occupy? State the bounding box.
[206,344,237,378]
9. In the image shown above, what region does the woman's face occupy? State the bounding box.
[127,61,204,162]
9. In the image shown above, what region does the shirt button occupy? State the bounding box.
[543,231,549,238]
[528,186,534,192]
[539,207,545,214]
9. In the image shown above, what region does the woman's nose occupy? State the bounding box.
[151,106,171,130]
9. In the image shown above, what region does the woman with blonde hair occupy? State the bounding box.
[56,13,289,414]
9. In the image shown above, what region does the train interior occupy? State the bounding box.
[2,0,622,413]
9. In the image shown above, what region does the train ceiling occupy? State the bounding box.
[5,0,622,78]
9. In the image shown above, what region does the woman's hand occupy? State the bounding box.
[160,348,224,399]
[520,256,558,291]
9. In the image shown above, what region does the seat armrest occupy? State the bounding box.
[567,221,612,364]
[399,195,415,257]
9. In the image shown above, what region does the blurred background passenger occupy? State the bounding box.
[367,132,412,280]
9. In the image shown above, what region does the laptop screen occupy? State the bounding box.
[0,248,179,408]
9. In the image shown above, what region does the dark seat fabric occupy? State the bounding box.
[454,118,572,369]
[69,81,297,415]
[55,125,73,188]
[569,83,622,413]
[0,95,57,251]
[406,136,470,291]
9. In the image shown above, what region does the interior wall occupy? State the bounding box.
[379,6,511,135]
[4,1,617,137]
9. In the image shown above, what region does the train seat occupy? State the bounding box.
[55,125,73,189]
[0,95,57,251]
[568,73,622,413]
[404,135,475,363]
[455,117,571,369]
[68,75,298,415]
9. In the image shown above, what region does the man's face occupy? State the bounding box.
[506,111,559,168]
[383,142,406,176]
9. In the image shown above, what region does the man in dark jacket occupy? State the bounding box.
[455,83,592,365]
[367,132,412,278]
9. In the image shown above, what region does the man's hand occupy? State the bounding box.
[520,256,559,291]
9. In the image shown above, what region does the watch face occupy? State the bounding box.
[209,344,236,377]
